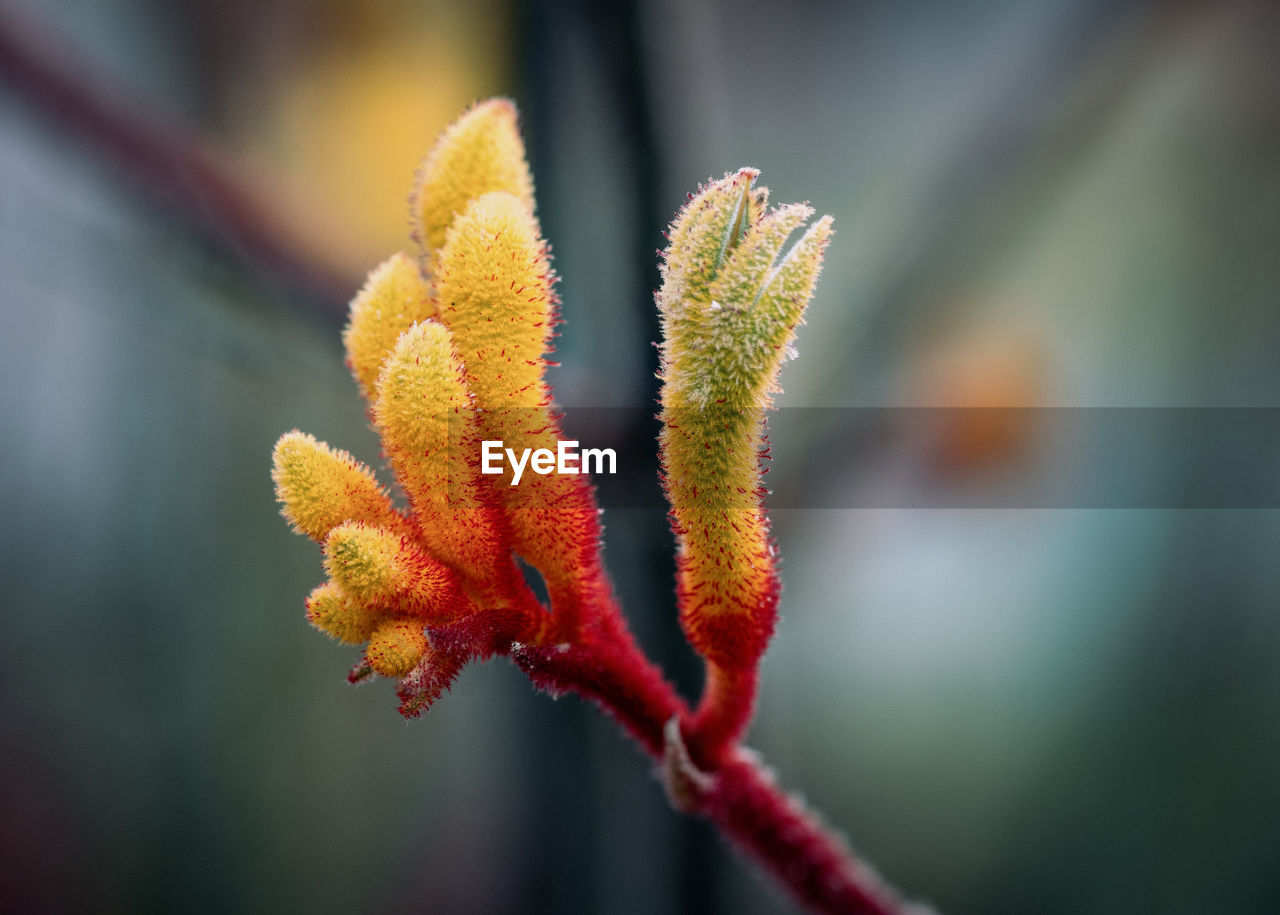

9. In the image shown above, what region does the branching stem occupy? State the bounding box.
[507,568,918,915]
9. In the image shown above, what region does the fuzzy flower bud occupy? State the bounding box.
[343,252,436,399]
[435,190,602,634]
[373,321,510,579]
[435,191,555,418]
[411,98,535,274]
[367,618,430,678]
[658,169,832,669]
[324,521,470,623]
[271,431,404,542]
[305,581,380,645]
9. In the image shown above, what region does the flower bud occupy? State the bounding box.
[324,521,470,622]
[435,191,555,418]
[344,252,435,399]
[305,581,380,645]
[271,431,403,542]
[657,169,832,668]
[435,190,602,634]
[367,618,430,678]
[411,98,535,275]
[374,321,510,578]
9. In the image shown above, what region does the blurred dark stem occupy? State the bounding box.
[0,5,350,321]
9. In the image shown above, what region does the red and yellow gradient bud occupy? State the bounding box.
[411,99,535,276]
[271,430,406,542]
[324,521,472,623]
[305,580,380,645]
[658,169,832,674]
[373,321,510,578]
[366,618,430,678]
[343,252,436,400]
[435,190,602,635]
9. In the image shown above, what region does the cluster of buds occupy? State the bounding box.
[271,98,830,743]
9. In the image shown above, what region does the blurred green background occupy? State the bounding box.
[2,0,1279,912]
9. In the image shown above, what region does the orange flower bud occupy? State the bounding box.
[366,618,430,678]
[434,190,602,634]
[373,320,510,579]
[324,521,470,623]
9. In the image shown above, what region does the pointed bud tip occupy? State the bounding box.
[412,97,534,261]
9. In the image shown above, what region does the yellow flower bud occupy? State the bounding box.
[411,98,535,275]
[435,190,606,632]
[271,430,403,542]
[324,521,470,622]
[373,321,510,578]
[343,252,435,400]
[435,190,555,417]
[305,581,380,645]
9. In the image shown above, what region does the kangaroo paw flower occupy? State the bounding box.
[323,521,472,623]
[434,189,603,634]
[373,320,512,583]
[658,168,832,755]
[269,97,918,915]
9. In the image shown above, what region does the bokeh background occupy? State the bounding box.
[3,0,1279,912]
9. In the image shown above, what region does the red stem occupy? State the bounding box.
[689,660,759,767]
[509,580,920,915]
[707,751,918,915]
[514,614,684,757]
